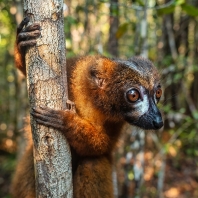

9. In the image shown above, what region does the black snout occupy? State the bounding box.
[153,116,163,129]
[126,100,164,130]
[151,101,163,129]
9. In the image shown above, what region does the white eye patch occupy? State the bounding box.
[132,94,149,118]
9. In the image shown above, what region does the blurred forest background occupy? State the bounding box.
[1,0,198,197]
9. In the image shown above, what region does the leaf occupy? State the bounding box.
[157,5,175,15]
[181,3,198,17]
[174,0,185,6]
[192,111,198,120]
[116,23,129,39]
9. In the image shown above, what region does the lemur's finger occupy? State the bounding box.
[24,23,40,32]
[39,106,62,116]
[34,119,64,130]
[17,17,30,34]
[33,106,61,118]
[18,40,37,50]
[18,30,40,42]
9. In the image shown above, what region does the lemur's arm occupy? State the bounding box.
[31,106,112,156]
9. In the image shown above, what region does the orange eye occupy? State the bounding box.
[156,88,162,100]
[127,89,140,103]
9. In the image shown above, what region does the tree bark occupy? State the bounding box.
[108,0,119,57]
[23,0,73,197]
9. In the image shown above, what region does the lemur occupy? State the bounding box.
[11,17,163,198]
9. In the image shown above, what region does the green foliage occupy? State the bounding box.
[157,0,198,17]
[181,3,198,16]
[157,5,175,15]
[116,22,130,39]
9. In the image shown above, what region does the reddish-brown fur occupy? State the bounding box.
[12,20,125,198]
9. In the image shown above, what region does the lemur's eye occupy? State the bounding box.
[126,89,140,103]
[156,88,162,100]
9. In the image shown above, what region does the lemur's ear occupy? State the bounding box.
[89,58,116,89]
[90,68,106,89]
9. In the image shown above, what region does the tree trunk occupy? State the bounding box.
[108,0,119,57]
[23,0,73,197]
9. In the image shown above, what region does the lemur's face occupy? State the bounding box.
[118,57,163,130]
